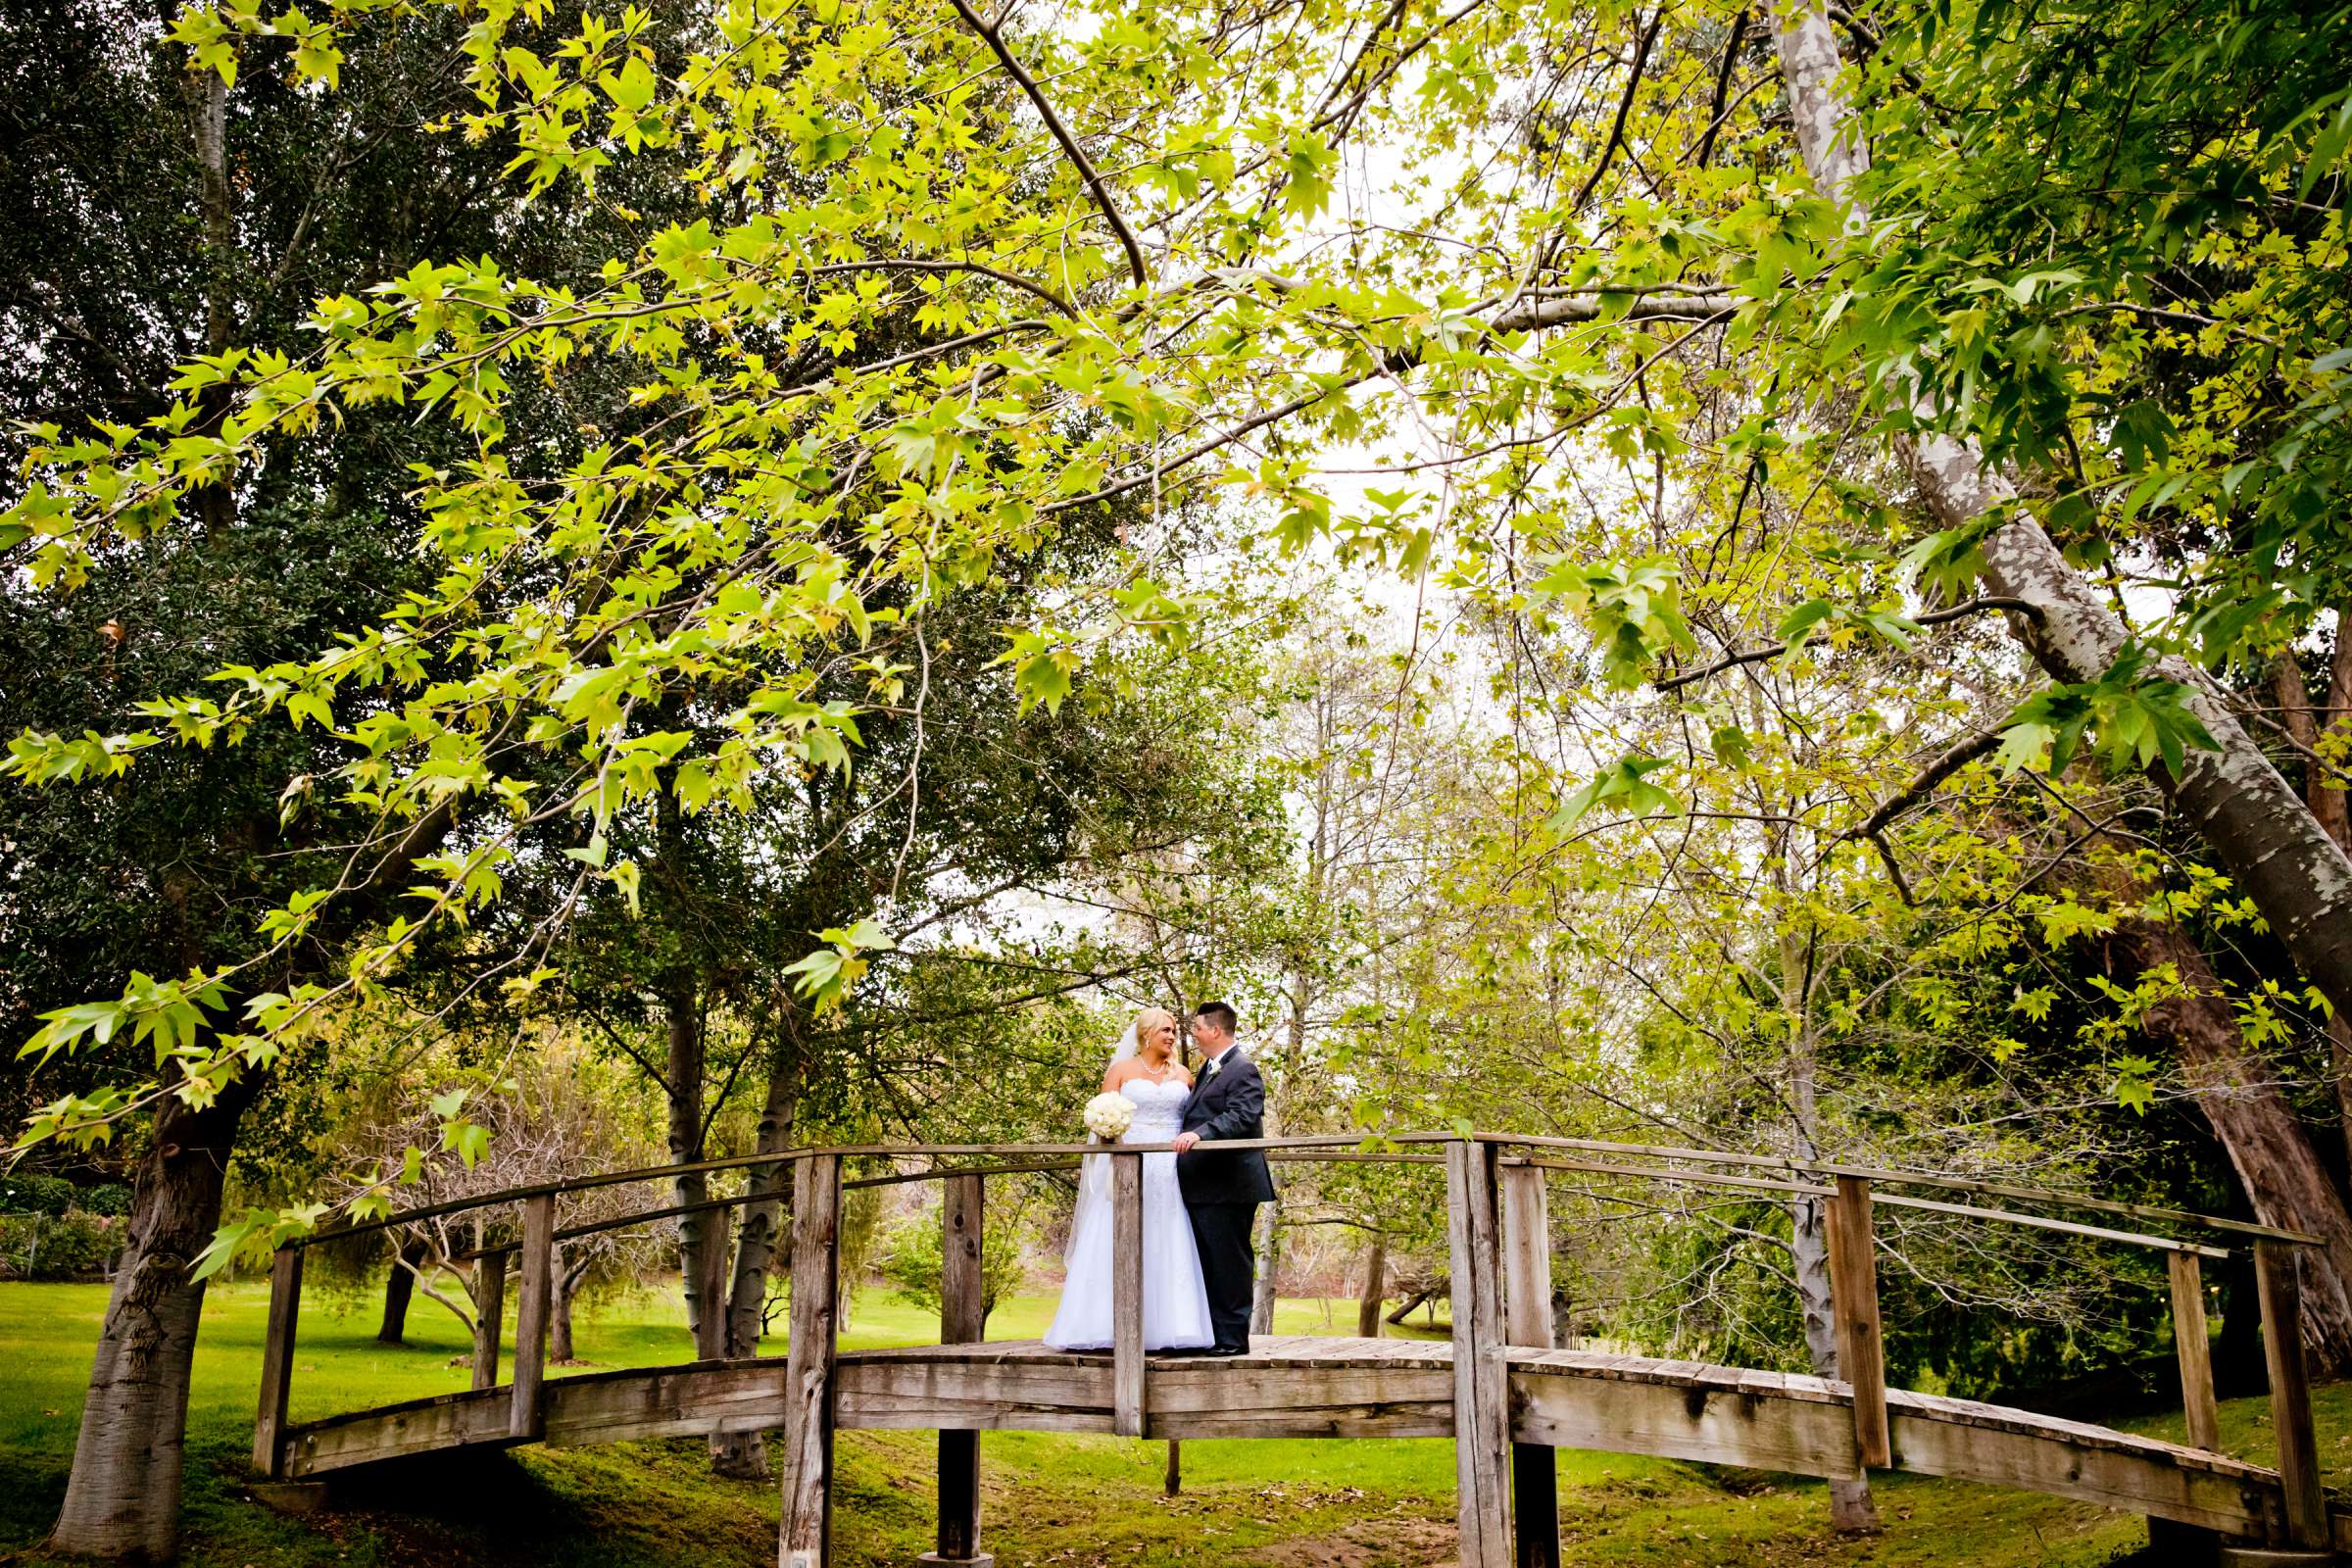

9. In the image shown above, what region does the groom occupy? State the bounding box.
[1172,1002,1274,1356]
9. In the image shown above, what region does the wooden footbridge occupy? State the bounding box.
[249,1135,2351,1565]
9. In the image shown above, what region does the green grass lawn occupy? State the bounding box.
[1,1277,2341,1567]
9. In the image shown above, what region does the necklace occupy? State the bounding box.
[1137,1054,1174,1080]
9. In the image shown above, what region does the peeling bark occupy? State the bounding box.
[2109,916,2352,1372]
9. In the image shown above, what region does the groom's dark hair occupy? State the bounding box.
[1196,1002,1238,1036]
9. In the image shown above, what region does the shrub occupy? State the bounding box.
[40,1209,122,1278]
[0,1209,122,1280]
[0,1216,37,1279]
[82,1183,133,1216]
[1,1174,75,1217]
[879,1207,1029,1328]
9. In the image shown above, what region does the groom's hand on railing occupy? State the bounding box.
[1171,1132,1200,1152]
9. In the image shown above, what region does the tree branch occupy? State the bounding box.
[946,0,1149,286]
[1845,728,2005,842]
[1692,9,1749,169]
[1569,6,1665,214]
[1656,596,2043,692]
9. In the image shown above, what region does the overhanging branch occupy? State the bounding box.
[947,0,1149,286]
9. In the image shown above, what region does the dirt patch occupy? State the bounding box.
[1250,1516,1456,1568]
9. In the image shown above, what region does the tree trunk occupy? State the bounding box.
[48,803,453,1556]
[664,983,721,1359]
[1357,1234,1387,1338]
[377,1238,422,1346]
[2109,916,2352,1372]
[709,1028,808,1481]
[2274,649,2352,852]
[550,1259,580,1364]
[1773,0,2352,1032]
[1791,1192,1881,1533]
[1778,928,1879,1534]
[50,1079,258,1559]
[1250,1205,1281,1335]
[2273,649,2352,1153]
[187,67,237,540]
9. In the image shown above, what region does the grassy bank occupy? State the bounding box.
[1,1279,2338,1566]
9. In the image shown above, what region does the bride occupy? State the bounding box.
[1044,1006,1216,1351]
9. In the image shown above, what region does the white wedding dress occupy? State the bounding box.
[1044,1075,1216,1350]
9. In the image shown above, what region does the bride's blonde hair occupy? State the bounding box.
[1133,1006,1177,1058]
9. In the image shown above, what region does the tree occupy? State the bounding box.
[10,0,2352,1550]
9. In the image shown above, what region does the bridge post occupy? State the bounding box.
[510,1193,554,1440]
[1112,1152,1147,1439]
[781,1152,842,1568]
[470,1231,507,1392]
[925,1172,993,1568]
[2254,1239,2327,1548]
[252,1246,303,1478]
[1499,1162,1559,1568]
[2167,1251,2220,1451]
[1446,1138,1512,1568]
[1825,1175,1890,1469]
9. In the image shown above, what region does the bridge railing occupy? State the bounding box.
[247,1132,2332,1560]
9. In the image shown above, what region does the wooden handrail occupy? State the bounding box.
[291,1130,2292,1256]
[1470,1131,2320,1245]
[1870,1191,2230,1260]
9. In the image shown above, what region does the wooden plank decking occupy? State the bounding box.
[272,1332,2299,1543]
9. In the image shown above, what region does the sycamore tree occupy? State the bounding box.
[6,0,2350,1550]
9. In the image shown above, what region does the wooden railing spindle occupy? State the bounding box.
[1825,1174,1890,1470]
[510,1193,555,1438]
[2254,1239,2327,1548]
[781,1152,843,1568]
[1111,1152,1146,1439]
[926,1172,992,1567]
[252,1246,304,1478]
[2166,1251,2220,1452]
[1446,1139,1511,1568]
[1499,1162,1560,1568]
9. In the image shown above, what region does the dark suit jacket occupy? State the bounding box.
[1175,1049,1276,1206]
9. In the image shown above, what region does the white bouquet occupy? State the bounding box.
[1082,1091,1135,1141]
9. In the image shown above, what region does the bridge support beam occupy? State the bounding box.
[1825,1176,1889,1470]
[925,1172,994,1568]
[2254,1240,2327,1549]
[1112,1152,1146,1439]
[1499,1163,1560,1568]
[1448,1139,1512,1568]
[2168,1251,2221,1452]
[511,1194,554,1440]
[253,1247,303,1479]
[781,1152,842,1568]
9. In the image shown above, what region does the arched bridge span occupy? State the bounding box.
[246,1134,2348,1565]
